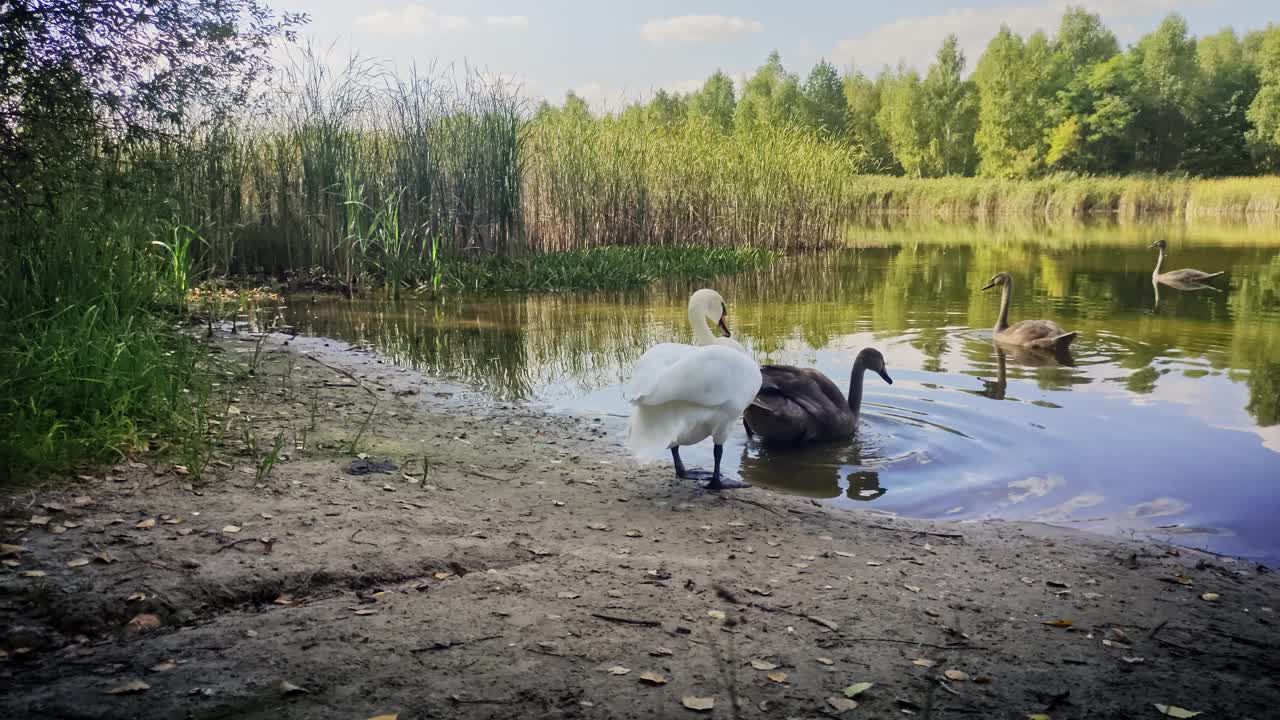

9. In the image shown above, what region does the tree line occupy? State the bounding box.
[555,9,1280,178]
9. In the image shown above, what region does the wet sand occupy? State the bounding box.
[2,332,1276,719]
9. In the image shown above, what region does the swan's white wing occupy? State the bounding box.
[711,336,750,355]
[630,345,760,410]
[625,343,694,402]
[626,344,761,458]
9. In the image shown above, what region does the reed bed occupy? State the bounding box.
[154,51,525,285]
[128,54,1280,277]
[840,174,1280,220]
[523,113,874,251]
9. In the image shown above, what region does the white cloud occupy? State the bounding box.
[832,0,1208,74]
[659,78,707,95]
[482,15,529,30]
[641,15,764,45]
[356,5,470,36]
[569,81,629,112]
[1006,474,1065,504]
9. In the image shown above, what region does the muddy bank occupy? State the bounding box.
[2,332,1277,720]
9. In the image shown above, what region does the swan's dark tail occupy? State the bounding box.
[1052,331,1078,351]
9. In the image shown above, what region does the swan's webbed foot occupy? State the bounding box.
[705,475,750,491]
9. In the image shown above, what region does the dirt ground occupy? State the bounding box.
[2,332,1277,720]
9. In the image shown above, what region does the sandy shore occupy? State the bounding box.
[2,332,1277,720]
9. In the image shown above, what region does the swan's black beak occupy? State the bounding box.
[980,281,996,291]
[1149,241,1161,248]
[877,368,893,385]
[717,312,731,338]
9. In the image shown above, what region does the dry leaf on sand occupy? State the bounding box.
[1154,705,1201,718]
[682,696,715,712]
[827,697,859,713]
[105,680,150,695]
[126,613,162,634]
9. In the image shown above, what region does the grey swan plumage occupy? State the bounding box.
[1150,240,1223,284]
[743,348,892,447]
[981,272,1077,352]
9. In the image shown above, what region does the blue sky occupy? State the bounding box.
[274,1,1278,108]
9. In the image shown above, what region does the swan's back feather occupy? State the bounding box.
[997,319,1076,350]
[626,343,761,458]
[744,365,854,445]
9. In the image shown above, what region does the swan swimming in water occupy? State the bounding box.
[625,289,761,490]
[743,348,892,447]
[981,272,1077,353]
[1150,239,1223,284]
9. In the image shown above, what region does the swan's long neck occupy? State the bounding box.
[848,355,868,418]
[1153,247,1165,277]
[995,280,1011,333]
[689,301,715,345]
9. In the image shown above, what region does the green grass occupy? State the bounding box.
[434,246,779,293]
[0,198,209,476]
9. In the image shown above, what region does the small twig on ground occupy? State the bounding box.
[589,612,661,627]
[448,696,515,705]
[727,496,783,517]
[464,467,511,483]
[350,528,379,547]
[215,537,274,553]
[526,646,585,659]
[411,634,502,653]
[819,637,985,651]
[300,352,379,398]
[868,524,964,539]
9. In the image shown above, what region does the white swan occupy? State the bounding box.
[626,289,762,490]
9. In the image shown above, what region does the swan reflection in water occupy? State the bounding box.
[968,346,1075,401]
[738,437,884,500]
[1152,276,1221,312]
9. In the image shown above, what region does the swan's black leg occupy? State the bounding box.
[671,446,688,479]
[706,443,749,491]
[743,418,754,439]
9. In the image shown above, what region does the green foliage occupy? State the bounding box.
[1129,14,1200,170]
[0,0,305,205]
[0,200,208,474]
[921,35,979,176]
[1246,26,1280,164]
[876,67,930,177]
[736,51,804,131]
[844,71,897,173]
[802,60,848,138]
[690,71,737,132]
[975,28,1055,177]
[1184,30,1258,175]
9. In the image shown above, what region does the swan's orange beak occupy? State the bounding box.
[717,308,731,337]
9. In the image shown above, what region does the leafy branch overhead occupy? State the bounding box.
[0,0,307,198]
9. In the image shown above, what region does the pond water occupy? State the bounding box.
[279,219,1280,561]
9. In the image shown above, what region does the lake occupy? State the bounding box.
[279,219,1280,561]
